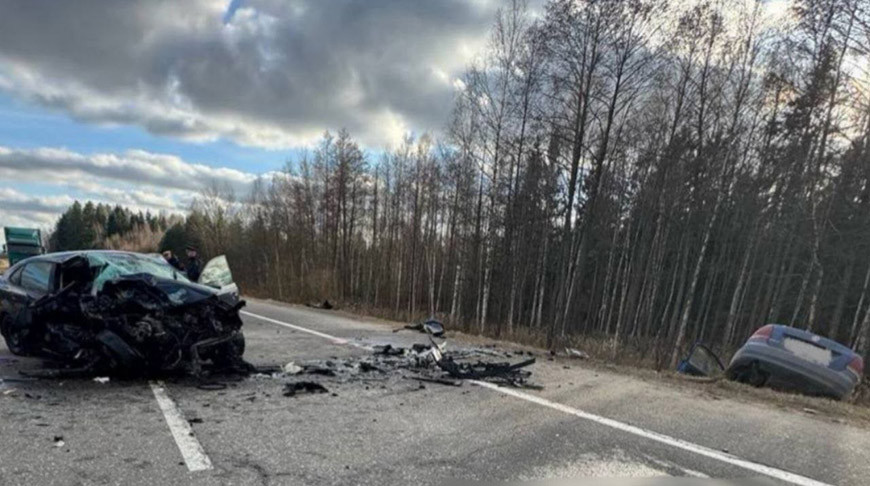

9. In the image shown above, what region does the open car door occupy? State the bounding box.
[677,342,725,377]
[198,255,240,302]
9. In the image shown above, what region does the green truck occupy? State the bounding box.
[3,227,45,266]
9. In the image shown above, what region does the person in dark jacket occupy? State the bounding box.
[162,250,183,271]
[185,245,202,282]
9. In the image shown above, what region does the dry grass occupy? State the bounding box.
[597,362,870,427]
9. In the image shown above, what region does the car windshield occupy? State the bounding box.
[88,253,190,293]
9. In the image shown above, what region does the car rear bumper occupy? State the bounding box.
[728,342,858,399]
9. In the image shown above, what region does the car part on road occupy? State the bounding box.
[395,318,445,337]
[565,348,590,360]
[410,376,462,387]
[283,381,329,397]
[283,361,303,374]
[435,355,536,386]
[305,300,334,310]
[372,344,405,356]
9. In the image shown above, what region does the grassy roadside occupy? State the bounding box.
[251,295,870,425]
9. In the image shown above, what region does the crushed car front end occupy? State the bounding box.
[12,251,248,377]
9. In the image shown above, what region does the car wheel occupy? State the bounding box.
[208,333,246,367]
[1,319,30,356]
[730,361,767,387]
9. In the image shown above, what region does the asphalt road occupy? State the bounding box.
[1,298,868,486]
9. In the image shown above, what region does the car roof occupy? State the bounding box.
[16,250,154,265]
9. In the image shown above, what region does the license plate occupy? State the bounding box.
[783,337,831,366]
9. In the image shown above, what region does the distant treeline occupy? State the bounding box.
[49,201,181,253]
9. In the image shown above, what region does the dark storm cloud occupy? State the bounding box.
[0,0,497,147]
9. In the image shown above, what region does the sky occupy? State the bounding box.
[0,0,500,244]
[0,0,793,247]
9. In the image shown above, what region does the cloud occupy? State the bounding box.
[0,188,74,215]
[0,0,497,148]
[0,145,269,195]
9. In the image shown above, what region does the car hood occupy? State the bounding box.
[98,273,220,306]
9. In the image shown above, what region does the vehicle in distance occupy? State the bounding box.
[727,324,863,400]
[3,227,45,266]
[0,250,246,376]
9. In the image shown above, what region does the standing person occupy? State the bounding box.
[162,250,183,271]
[185,245,203,282]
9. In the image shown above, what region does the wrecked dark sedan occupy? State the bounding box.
[727,324,864,400]
[0,251,246,376]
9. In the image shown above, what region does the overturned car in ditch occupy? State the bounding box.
[0,251,247,376]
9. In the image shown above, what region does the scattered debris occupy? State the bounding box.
[92,377,110,384]
[283,362,303,375]
[410,376,462,387]
[302,364,337,376]
[306,300,334,310]
[565,348,590,360]
[395,319,445,337]
[372,344,405,356]
[283,381,329,397]
[436,356,536,387]
[358,362,381,373]
[197,382,228,391]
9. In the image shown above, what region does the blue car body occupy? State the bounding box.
[727,324,863,400]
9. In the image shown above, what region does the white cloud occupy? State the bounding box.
[0,146,267,194]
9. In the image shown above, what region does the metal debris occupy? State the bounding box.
[283,381,329,397]
[395,319,445,337]
[565,348,590,360]
[283,362,303,375]
[306,300,334,310]
[372,344,405,356]
[435,356,536,387]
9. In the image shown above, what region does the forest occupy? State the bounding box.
[50,0,870,368]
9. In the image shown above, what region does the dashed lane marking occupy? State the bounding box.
[150,381,213,472]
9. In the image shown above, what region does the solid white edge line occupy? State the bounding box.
[241,305,832,486]
[150,381,213,472]
[469,380,832,486]
[240,310,371,349]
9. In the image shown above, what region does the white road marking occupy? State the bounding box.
[242,306,832,486]
[150,381,213,472]
[470,380,831,486]
[241,310,372,349]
